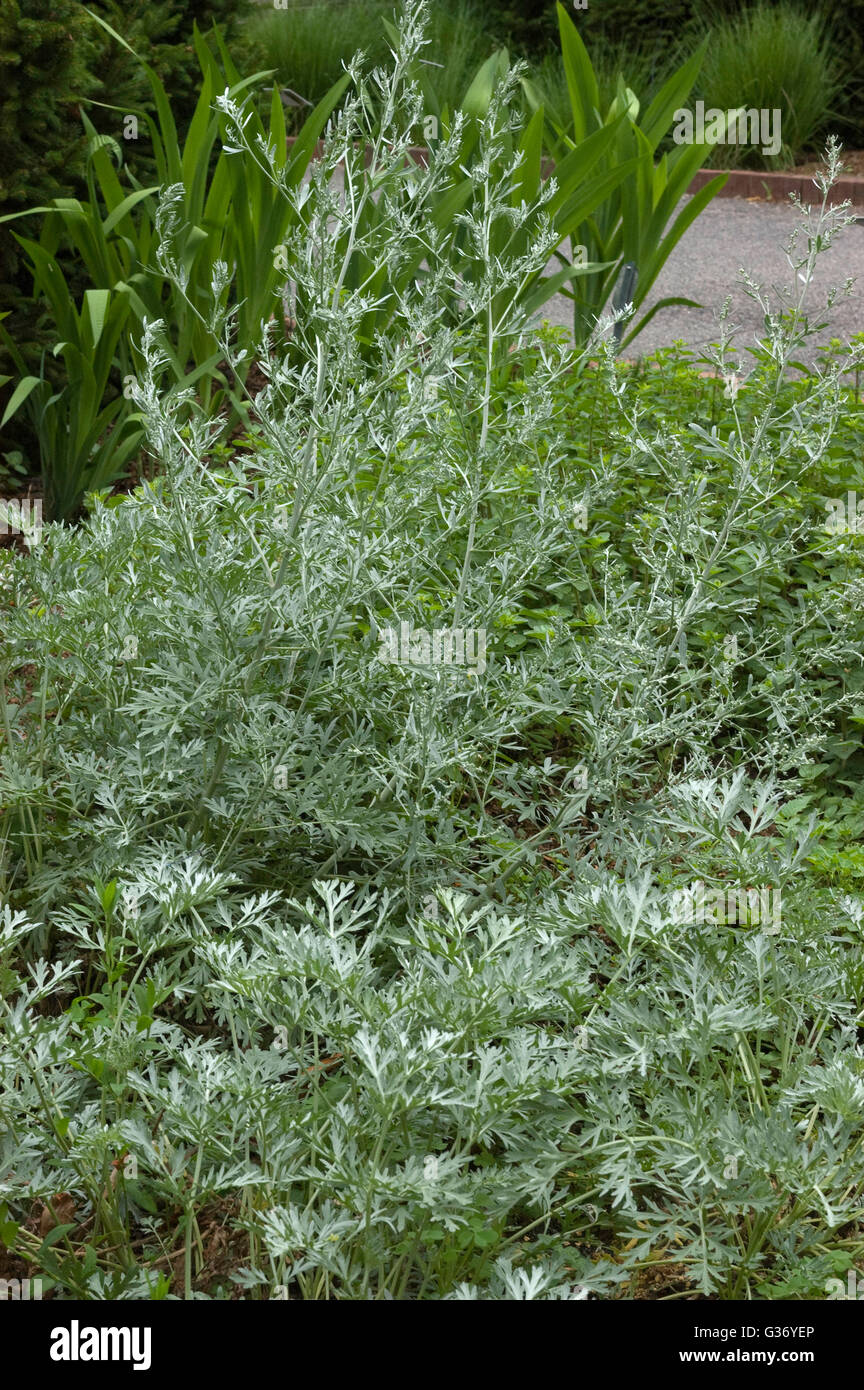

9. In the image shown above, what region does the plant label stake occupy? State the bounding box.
[613,261,638,348]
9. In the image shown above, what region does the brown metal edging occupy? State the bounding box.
[688,166,864,206]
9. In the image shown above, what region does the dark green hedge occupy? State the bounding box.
[483,0,557,56]
[0,1,96,289]
[86,0,256,132]
[818,0,864,138]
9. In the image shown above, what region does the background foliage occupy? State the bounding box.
[0,0,253,446]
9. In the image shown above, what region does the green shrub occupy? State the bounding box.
[474,0,557,56]
[87,0,255,129]
[693,2,841,169]
[569,0,860,149]
[0,0,97,278]
[0,0,255,289]
[573,0,708,52]
[243,0,495,122]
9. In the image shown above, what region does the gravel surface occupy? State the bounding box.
[538,195,864,365]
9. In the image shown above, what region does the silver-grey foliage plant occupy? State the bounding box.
[2,7,864,1300]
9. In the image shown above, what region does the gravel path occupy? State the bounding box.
[538,196,864,365]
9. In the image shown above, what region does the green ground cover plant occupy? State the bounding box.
[2,6,864,1301]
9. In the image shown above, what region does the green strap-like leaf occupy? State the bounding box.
[557,2,599,143]
[554,156,643,240]
[285,73,352,188]
[83,289,111,347]
[269,86,288,173]
[0,376,43,427]
[546,112,628,214]
[638,171,729,296]
[639,39,709,153]
[515,107,544,207]
[102,187,159,238]
[85,8,181,182]
[461,49,509,120]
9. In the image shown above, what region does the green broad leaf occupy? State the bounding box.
[556,2,599,142]
[83,288,112,346]
[127,1184,159,1216]
[606,81,639,127]
[639,39,709,152]
[0,1204,19,1248]
[461,49,509,120]
[800,762,832,780]
[100,878,118,914]
[1,375,43,426]
[38,1224,77,1253]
